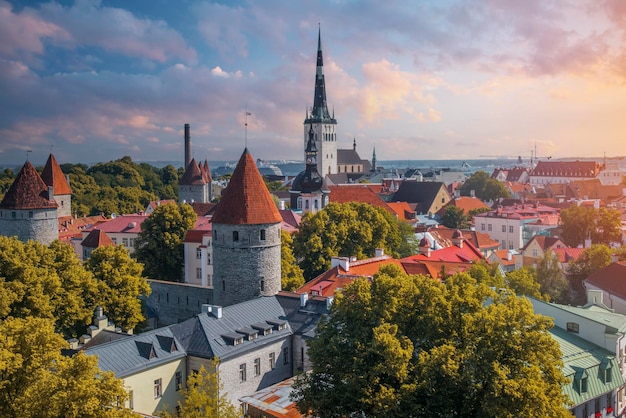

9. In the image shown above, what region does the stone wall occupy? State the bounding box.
[146,280,214,326]
[0,208,58,245]
[178,184,209,204]
[212,222,281,307]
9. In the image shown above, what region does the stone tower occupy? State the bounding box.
[0,160,58,245]
[178,158,211,204]
[304,27,337,176]
[211,148,282,307]
[40,153,72,218]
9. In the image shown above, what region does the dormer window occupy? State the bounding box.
[222,332,245,346]
[601,358,613,383]
[267,319,287,331]
[574,369,589,393]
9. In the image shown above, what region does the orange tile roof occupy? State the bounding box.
[58,214,108,241]
[437,196,489,216]
[551,247,584,263]
[492,249,516,266]
[81,229,115,248]
[387,201,416,220]
[0,161,57,210]
[212,149,281,225]
[328,184,395,214]
[40,154,72,195]
[401,260,473,279]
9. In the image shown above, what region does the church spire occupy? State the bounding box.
[372,146,377,172]
[309,25,333,122]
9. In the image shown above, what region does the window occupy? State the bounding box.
[502,225,506,232]
[532,249,538,257]
[254,358,261,376]
[233,231,239,241]
[488,224,492,231]
[128,390,134,409]
[283,347,289,365]
[508,241,513,250]
[207,253,211,265]
[207,274,212,288]
[481,223,485,231]
[222,281,226,291]
[11,211,16,219]
[567,322,579,333]
[123,238,129,247]
[509,225,514,233]
[196,248,202,259]
[175,371,183,391]
[260,229,266,241]
[239,363,247,382]
[29,211,33,218]
[581,377,588,393]
[154,378,162,398]
[260,280,265,292]
[196,268,202,279]
[269,352,275,370]
[112,238,117,244]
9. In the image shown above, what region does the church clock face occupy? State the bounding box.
[306,156,315,164]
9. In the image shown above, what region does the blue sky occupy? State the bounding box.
[1,0,626,167]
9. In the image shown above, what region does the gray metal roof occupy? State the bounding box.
[84,326,185,378]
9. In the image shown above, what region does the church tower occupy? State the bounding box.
[290,124,329,213]
[304,27,337,176]
[211,148,282,307]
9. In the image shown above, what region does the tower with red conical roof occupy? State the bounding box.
[0,160,58,244]
[41,153,72,217]
[211,148,282,307]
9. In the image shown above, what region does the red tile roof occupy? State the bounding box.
[531,160,600,178]
[178,158,206,186]
[212,149,281,225]
[40,154,72,195]
[81,229,115,248]
[58,214,108,241]
[328,184,395,214]
[184,217,212,243]
[436,196,489,217]
[0,161,57,210]
[84,214,146,233]
[401,239,485,263]
[584,261,626,300]
[551,247,584,263]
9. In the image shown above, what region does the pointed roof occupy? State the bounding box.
[81,229,115,249]
[212,149,281,225]
[178,158,206,186]
[202,160,212,182]
[41,154,72,195]
[306,27,335,124]
[0,161,57,210]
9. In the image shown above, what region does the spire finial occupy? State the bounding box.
[26,150,32,161]
[245,108,251,148]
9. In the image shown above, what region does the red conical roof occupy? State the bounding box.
[212,149,281,225]
[178,158,205,185]
[81,229,115,249]
[41,153,72,195]
[0,161,57,210]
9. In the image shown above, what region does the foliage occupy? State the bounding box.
[85,245,151,331]
[536,250,569,303]
[158,364,238,418]
[293,264,570,417]
[0,236,99,337]
[569,244,613,279]
[134,202,197,281]
[440,206,471,229]
[280,230,305,291]
[61,157,180,216]
[459,171,510,201]
[0,317,134,418]
[559,205,622,247]
[506,267,545,300]
[292,202,418,280]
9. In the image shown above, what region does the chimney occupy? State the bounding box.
[300,292,308,307]
[375,248,384,257]
[454,189,460,198]
[587,289,604,306]
[279,200,285,210]
[507,251,512,261]
[184,123,191,170]
[470,189,475,198]
[201,304,223,319]
[331,256,350,271]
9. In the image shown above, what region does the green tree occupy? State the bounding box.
[592,207,622,245]
[158,364,238,418]
[293,265,570,417]
[134,202,197,281]
[459,171,510,201]
[558,205,596,247]
[440,206,470,229]
[293,202,417,280]
[536,250,569,303]
[281,230,305,291]
[0,317,133,418]
[0,237,99,337]
[506,267,545,300]
[85,245,151,331]
[568,244,613,303]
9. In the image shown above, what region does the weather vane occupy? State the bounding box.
[245,109,251,148]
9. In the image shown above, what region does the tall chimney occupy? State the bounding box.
[184,123,191,169]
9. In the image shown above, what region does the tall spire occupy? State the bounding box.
[308,25,333,122]
[372,146,377,171]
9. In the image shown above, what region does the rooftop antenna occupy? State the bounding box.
[245,108,251,148]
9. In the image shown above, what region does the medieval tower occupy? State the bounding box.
[178,124,212,204]
[211,148,282,307]
[0,160,58,245]
[304,27,337,176]
[41,153,72,218]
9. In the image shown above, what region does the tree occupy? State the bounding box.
[280,230,305,291]
[440,206,470,229]
[568,244,613,303]
[536,250,569,303]
[0,317,133,418]
[559,205,595,247]
[85,245,151,331]
[459,171,510,201]
[293,265,570,417]
[134,202,197,281]
[0,236,99,337]
[592,207,622,245]
[293,202,418,280]
[158,364,238,418]
[506,267,545,300]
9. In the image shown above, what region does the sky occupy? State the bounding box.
[1,0,626,167]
